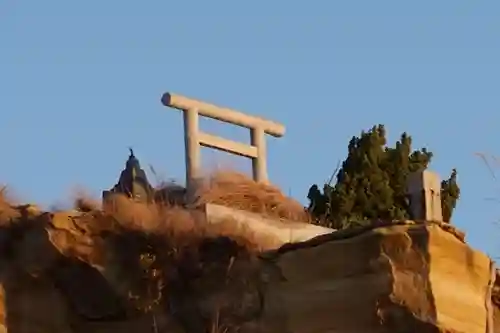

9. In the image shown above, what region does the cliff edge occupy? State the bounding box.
[0,197,495,333]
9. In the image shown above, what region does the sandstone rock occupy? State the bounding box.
[1,270,73,333]
[0,203,493,333]
[256,222,492,333]
[0,269,183,333]
[0,208,184,333]
[159,221,492,333]
[490,270,500,332]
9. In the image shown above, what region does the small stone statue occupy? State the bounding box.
[102,148,154,203]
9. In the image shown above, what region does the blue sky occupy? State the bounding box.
[1,1,499,256]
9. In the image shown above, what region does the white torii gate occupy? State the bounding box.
[161,92,285,189]
[160,92,335,249]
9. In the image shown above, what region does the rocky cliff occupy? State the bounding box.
[0,196,495,333]
[259,222,492,333]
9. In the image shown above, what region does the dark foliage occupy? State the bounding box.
[307,124,460,228]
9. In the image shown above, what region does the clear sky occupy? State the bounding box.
[1,1,499,256]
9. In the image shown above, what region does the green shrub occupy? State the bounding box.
[307,124,460,228]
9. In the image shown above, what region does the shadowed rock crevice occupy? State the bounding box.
[375,227,438,331]
[47,257,128,321]
[0,213,182,333]
[1,224,136,332]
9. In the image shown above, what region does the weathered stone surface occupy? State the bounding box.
[490,270,500,332]
[1,268,182,333]
[204,203,334,249]
[254,222,492,333]
[0,200,493,333]
[0,205,184,333]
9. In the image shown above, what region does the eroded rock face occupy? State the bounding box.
[156,221,492,333]
[490,270,500,332]
[0,207,184,333]
[0,201,493,333]
[253,222,492,333]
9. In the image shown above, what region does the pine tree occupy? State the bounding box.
[441,169,460,223]
[307,124,459,228]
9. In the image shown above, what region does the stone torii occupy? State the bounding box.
[161,92,285,190]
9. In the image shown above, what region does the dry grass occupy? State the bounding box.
[0,168,307,253]
[61,169,310,260]
[72,187,101,212]
[194,170,310,223]
[0,186,21,226]
[86,193,270,331]
[100,192,281,252]
[0,172,294,254]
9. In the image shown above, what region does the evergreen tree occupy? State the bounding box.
[308,125,459,228]
[441,168,460,223]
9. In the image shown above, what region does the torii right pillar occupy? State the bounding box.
[406,170,443,222]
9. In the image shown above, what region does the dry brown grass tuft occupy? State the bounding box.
[0,186,9,207]
[0,168,306,253]
[103,193,194,234]
[101,193,281,252]
[194,170,310,223]
[93,194,271,328]
[74,194,101,213]
[0,186,21,226]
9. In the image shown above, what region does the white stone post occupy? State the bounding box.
[183,108,200,190]
[406,170,443,222]
[250,127,267,183]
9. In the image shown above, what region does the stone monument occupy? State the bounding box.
[406,169,443,222]
[102,148,154,204]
